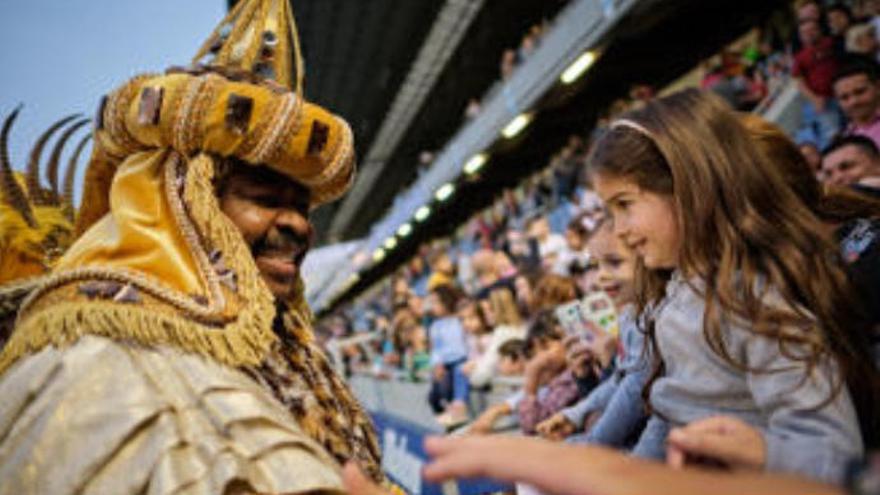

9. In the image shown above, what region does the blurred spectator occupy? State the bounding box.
[464,97,482,120]
[530,274,579,313]
[426,285,471,427]
[500,49,517,80]
[526,215,568,275]
[828,3,853,38]
[427,251,456,292]
[834,59,880,147]
[465,289,527,388]
[821,134,880,186]
[798,140,824,175]
[518,312,582,434]
[793,18,843,149]
[846,23,880,61]
[558,216,592,277]
[467,339,529,435]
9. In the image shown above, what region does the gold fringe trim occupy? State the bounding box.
[0,301,275,373]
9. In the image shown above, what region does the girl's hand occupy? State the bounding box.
[536,412,577,441]
[666,416,766,471]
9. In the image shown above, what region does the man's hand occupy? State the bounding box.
[536,412,576,441]
[433,364,446,381]
[666,416,766,471]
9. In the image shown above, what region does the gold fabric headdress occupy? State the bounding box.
[0,0,355,372]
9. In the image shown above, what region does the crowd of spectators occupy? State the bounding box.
[320,1,880,493]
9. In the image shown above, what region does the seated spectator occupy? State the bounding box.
[793,18,843,149]
[557,216,591,277]
[821,134,880,186]
[458,294,525,388]
[467,339,529,435]
[526,215,568,275]
[426,284,471,427]
[427,251,456,292]
[834,59,880,148]
[845,23,880,62]
[828,2,853,37]
[530,273,579,313]
[393,306,430,380]
[518,312,584,435]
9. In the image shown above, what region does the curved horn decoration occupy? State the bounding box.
[46,118,90,205]
[26,113,79,205]
[0,105,37,227]
[62,133,91,221]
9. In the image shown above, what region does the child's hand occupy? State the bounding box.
[461,360,476,376]
[536,412,576,441]
[666,416,766,471]
[564,336,596,378]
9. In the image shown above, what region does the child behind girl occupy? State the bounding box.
[537,220,648,448]
[587,88,878,485]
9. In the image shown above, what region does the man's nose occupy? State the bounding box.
[274,208,314,242]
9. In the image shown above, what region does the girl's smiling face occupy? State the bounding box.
[593,172,681,270]
[587,225,636,308]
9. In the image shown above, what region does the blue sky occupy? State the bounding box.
[0,0,225,202]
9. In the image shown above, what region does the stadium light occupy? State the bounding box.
[463,153,487,175]
[502,113,531,139]
[397,222,413,237]
[415,205,431,222]
[435,182,455,202]
[560,51,597,84]
[384,237,398,250]
[372,248,386,262]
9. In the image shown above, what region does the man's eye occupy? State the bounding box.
[248,194,283,208]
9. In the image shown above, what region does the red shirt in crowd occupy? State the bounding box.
[792,36,839,98]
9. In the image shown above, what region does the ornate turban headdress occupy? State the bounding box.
[2,0,356,370]
[0,0,385,482]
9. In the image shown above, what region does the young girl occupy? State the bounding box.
[459,291,527,388]
[586,88,878,484]
[537,221,648,447]
[426,284,471,427]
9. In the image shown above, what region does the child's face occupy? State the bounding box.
[498,355,525,376]
[427,292,448,317]
[565,228,584,250]
[530,337,566,368]
[594,173,680,270]
[587,228,636,308]
[458,304,484,335]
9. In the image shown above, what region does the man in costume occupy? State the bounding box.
[0,0,384,492]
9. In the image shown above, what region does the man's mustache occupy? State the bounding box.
[252,229,311,264]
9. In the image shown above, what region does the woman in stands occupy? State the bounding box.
[585,88,877,484]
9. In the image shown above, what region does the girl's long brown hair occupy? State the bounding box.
[587,89,879,444]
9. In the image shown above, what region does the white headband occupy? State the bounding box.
[610,118,654,140]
